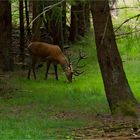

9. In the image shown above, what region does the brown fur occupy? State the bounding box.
[27,42,73,82]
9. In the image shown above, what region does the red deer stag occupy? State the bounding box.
[27,42,73,82]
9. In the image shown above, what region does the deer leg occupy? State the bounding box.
[32,56,37,80]
[28,68,31,79]
[27,56,32,79]
[45,61,51,79]
[54,64,58,80]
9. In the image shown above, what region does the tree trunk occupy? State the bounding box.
[0,1,13,71]
[90,0,137,115]
[77,2,85,37]
[19,0,25,62]
[25,0,31,39]
[85,1,90,32]
[69,4,78,42]
[43,0,64,50]
[62,1,67,42]
[32,1,42,41]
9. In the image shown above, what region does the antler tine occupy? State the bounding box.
[79,49,87,59]
[73,49,87,76]
[75,50,87,67]
[73,70,85,76]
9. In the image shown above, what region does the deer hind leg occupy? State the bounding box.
[32,56,37,80]
[45,61,51,80]
[28,67,31,79]
[27,56,32,79]
[54,64,58,80]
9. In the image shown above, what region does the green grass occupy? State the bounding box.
[117,36,140,101]
[3,1,139,138]
[0,33,108,139]
[0,32,140,139]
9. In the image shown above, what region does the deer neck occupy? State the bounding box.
[60,57,69,72]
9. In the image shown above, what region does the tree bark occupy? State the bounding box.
[32,1,42,41]
[25,0,31,39]
[62,1,67,42]
[77,1,85,37]
[85,1,90,32]
[90,0,137,115]
[19,0,25,62]
[43,0,64,50]
[0,1,13,71]
[69,4,78,42]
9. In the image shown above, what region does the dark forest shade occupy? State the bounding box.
[0,1,13,71]
[19,0,25,62]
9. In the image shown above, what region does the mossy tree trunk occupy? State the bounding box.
[90,0,137,115]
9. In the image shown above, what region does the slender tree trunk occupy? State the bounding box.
[19,0,25,62]
[69,1,87,42]
[77,2,85,37]
[85,1,90,32]
[69,5,78,42]
[32,1,42,41]
[62,1,67,42]
[43,0,64,50]
[0,1,13,71]
[25,0,31,39]
[90,0,137,115]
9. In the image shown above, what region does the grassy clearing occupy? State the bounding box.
[0,1,139,139]
[0,33,108,139]
[117,36,140,101]
[0,32,140,139]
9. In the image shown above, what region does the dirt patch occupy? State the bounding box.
[47,110,140,139]
[0,74,16,97]
[72,115,140,140]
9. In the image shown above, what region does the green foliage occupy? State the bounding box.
[117,36,140,60]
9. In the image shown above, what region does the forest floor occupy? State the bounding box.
[0,72,140,140]
[69,115,140,140]
[1,29,140,139]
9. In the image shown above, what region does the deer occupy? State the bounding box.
[27,42,74,82]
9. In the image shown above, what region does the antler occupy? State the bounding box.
[65,48,87,76]
[73,50,87,76]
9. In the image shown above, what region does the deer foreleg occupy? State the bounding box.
[54,64,58,80]
[45,61,51,79]
[32,56,37,80]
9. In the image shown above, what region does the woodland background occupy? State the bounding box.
[0,0,140,139]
